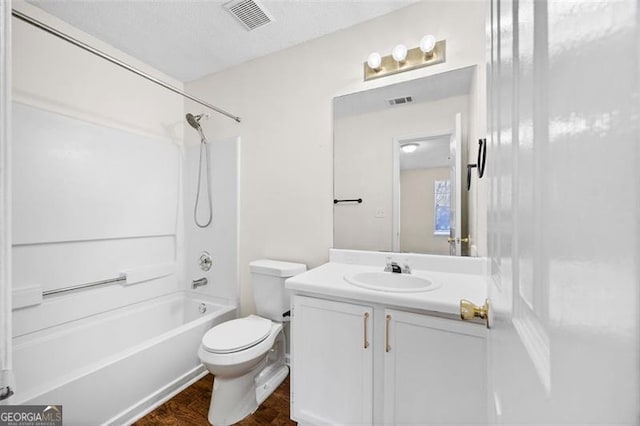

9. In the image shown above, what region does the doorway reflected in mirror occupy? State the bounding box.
[333,67,476,255]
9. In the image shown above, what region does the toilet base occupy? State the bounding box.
[208,370,259,426]
[256,364,288,406]
[206,330,288,426]
[207,364,290,426]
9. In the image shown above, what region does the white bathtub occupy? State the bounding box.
[12,292,236,425]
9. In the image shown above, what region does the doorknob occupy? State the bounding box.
[460,299,491,328]
[448,236,470,244]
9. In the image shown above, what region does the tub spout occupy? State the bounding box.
[192,277,208,289]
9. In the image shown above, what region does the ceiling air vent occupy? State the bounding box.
[224,0,274,31]
[387,96,414,106]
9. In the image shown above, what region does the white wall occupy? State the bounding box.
[11,1,186,337]
[487,0,638,423]
[334,95,469,252]
[12,2,184,141]
[186,0,486,314]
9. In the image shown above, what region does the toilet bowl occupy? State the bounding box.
[198,315,287,426]
[197,259,306,426]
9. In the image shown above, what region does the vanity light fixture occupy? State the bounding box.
[367,52,382,71]
[392,44,408,63]
[419,35,437,56]
[401,143,419,154]
[364,35,446,81]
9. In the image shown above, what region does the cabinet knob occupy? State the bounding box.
[460,299,491,328]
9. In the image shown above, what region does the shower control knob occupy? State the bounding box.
[199,251,213,271]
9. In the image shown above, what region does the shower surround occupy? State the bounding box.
[9,2,239,421]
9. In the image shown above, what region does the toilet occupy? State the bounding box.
[197,259,306,426]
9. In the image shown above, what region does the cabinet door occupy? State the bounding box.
[291,295,373,425]
[383,309,486,425]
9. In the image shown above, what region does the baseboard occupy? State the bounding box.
[104,365,208,426]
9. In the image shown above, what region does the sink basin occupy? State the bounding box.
[344,272,439,293]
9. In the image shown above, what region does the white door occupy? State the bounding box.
[448,113,463,255]
[291,296,373,425]
[487,0,639,424]
[383,309,486,425]
[0,0,13,403]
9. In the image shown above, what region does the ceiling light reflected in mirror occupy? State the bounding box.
[401,143,419,154]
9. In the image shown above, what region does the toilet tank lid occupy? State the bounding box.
[249,259,307,277]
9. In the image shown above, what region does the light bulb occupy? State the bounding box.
[392,44,408,63]
[401,143,419,153]
[420,35,436,54]
[367,52,382,70]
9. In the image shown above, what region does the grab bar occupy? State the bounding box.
[42,275,126,297]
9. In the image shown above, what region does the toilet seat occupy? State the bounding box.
[202,315,272,354]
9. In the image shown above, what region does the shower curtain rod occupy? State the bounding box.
[11,9,241,123]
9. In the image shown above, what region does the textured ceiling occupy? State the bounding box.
[26,0,417,82]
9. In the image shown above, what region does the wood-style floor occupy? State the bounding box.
[134,374,295,426]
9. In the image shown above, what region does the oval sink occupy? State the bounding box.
[344,272,439,293]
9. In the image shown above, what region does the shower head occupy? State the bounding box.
[186,113,207,141]
[186,113,202,130]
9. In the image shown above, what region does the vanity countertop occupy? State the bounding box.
[285,261,487,317]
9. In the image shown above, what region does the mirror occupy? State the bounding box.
[333,67,476,255]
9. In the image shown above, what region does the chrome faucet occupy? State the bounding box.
[384,257,411,274]
[384,257,394,272]
[191,277,208,289]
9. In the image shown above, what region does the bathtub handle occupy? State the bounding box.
[192,278,208,289]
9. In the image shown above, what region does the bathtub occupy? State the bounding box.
[12,292,236,425]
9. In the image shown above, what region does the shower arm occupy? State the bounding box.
[11,9,241,124]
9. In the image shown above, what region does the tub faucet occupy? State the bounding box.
[192,277,208,289]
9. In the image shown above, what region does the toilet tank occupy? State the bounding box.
[250,259,306,321]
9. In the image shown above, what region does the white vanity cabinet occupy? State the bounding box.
[291,295,374,425]
[383,309,486,425]
[290,295,486,426]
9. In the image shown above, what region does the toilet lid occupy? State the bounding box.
[202,315,272,354]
